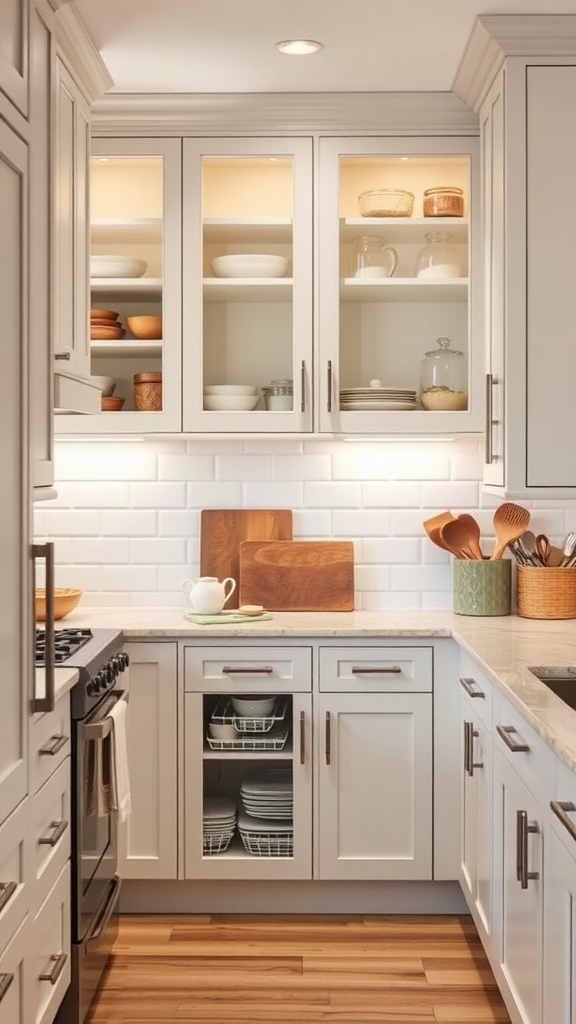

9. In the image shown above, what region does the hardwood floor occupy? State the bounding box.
[87,914,511,1024]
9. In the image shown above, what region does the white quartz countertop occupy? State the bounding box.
[59,607,576,771]
[35,665,80,706]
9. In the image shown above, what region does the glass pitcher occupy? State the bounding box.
[353,235,398,279]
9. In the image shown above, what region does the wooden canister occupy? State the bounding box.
[133,372,162,411]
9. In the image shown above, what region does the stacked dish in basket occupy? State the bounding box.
[203,384,259,412]
[339,386,418,411]
[203,795,237,855]
[207,695,289,751]
[238,768,294,857]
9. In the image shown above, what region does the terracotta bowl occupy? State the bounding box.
[35,588,83,622]
[126,315,163,339]
[101,395,125,411]
[90,308,119,321]
[91,325,126,341]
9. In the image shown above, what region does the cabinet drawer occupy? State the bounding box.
[30,759,70,914]
[493,691,555,804]
[319,646,432,693]
[550,756,576,853]
[0,799,28,953]
[27,862,71,1024]
[459,650,493,728]
[29,699,71,796]
[184,646,312,693]
[0,914,27,1024]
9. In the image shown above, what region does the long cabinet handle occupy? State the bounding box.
[325,711,331,766]
[459,677,485,698]
[464,720,471,775]
[32,541,55,714]
[485,372,494,465]
[327,360,332,413]
[351,666,402,675]
[299,711,305,765]
[38,734,68,756]
[222,666,273,675]
[300,360,306,413]
[38,820,68,847]
[39,952,67,985]
[517,809,539,889]
[0,974,13,1003]
[0,881,17,913]
[496,724,529,753]
[463,721,482,777]
[551,801,576,843]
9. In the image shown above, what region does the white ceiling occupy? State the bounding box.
[74,0,576,96]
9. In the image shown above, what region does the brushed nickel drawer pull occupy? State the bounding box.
[327,360,332,413]
[32,541,55,714]
[0,974,13,1003]
[38,820,68,847]
[496,724,529,753]
[517,809,539,889]
[485,372,494,465]
[464,720,471,775]
[39,952,67,985]
[221,666,273,674]
[38,734,68,756]
[325,711,331,766]
[351,666,402,674]
[460,677,485,698]
[551,800,576,842]
[301,360,306,413]
[0,881,17,913]
[299,711,305,765]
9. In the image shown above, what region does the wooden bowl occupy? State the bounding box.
[90,308,119,321]
[91,325,126,341]
[126,315,163,339]
[35,588,82,622]
[101,395,125,411]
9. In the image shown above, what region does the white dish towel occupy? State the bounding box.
[108,697,132,823]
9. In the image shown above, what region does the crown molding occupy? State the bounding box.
[453,14,576,111]
[91,90,478,137]
[55,3,113,102]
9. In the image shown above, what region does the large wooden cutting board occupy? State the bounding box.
[239,540,355,611]
[200,509,293,609]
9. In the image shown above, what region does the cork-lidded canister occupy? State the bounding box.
[133,372,162,411]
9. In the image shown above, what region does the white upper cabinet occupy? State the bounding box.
[316,136,483,435]
[182,137,313,433]
[0,0,27,123]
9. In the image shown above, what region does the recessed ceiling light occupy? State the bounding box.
[275,39,323,56]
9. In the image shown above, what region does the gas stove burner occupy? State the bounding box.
[35,626,93,666]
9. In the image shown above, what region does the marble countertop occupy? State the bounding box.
[35,665,80,706]
[57,606,576,771]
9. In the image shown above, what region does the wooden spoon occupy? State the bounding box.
[423,511,456,552]
[491,502,530,560]
[440,515,483,559]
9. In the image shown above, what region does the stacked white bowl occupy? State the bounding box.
[203,384,259,411]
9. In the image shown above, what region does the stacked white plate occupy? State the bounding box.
[339,387,417,411]
[203,795,237,855]
[238,769,294,857]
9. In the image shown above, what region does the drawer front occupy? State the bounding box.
[27,862,71,1024]
[184,645,312,693]
[493,691,555,804]
[458,650,493,728]
[30,759,71,914]
[0,915,27,1024]
[319,646,432,693]
[30,700,71,796]
[550,756,576,853]
[0,800,28,952]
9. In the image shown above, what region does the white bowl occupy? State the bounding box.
[230,695,276,717]
[90,376,117,398]
[204,384,257,396]
[209,722,237,740]
[203,395,259,412]
[90,255,148,279]
[210,254,289,279]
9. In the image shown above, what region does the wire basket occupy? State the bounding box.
[207,726,289,751]
[516,565,576,619]
[203,831,235,855]
[239,830,294,857]
[210,696,288,733]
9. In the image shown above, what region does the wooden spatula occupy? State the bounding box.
[423,511,456,551]
[442,514,484,560]
[491,502,530,560]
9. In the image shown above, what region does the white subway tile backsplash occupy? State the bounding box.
[159,510,199,537]
[158,454,214,481]
[421,481,480,509]
[363,591,422,610]
[361,538,421,564]
[130,482,186,508]
[391,564,452,591]
[304,482,362,508]
[43,510,101,536]
[71,538,130,564]
[130,538,187,563]
[293,510,333,536]
[332,509,391,536]
[65,482,130,508]
[55,445,157,481]
[362,482,421,507]
[243,482,303,507]
[272,454,331,481]
[354,564,392,590]
[159,564,196,592]
[216,455,271,480]
[101,565,158,591]
[100,510,158,536]
[450,442,484,480]
[188,482,242,507]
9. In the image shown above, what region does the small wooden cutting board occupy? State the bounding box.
[200,509,293,609]
[238,540,355,611]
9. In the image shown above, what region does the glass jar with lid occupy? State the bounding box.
[420,338,468,411]
[262,379,293,411]
[415,231,461,280]
[423,186,464,218]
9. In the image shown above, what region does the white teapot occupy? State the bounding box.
[181,575,236,614]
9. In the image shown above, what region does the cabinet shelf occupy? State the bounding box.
[90,278,163,299]
[203,278,293,302]
[203,747,293,759]
[91,218,163,243]
[90,339,163,358]
[340,277,468,302]
[341,217,469,243]
[204,218,292,243]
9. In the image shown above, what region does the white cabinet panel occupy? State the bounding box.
[0,914,27,1024]
[0,0,27,120]
[27,862,70,1024]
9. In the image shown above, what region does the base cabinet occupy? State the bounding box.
[0,915,27,1024]
[459,667,493,946]
[118,642,178,879]
[543,824,576,1024]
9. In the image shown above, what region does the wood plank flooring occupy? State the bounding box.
[87,914,512,1024]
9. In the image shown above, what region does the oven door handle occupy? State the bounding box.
[84,691,128,741]
[85,876,122,946]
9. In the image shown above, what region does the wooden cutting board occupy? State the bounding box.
[239,540,355,611]
[200,509,293,609]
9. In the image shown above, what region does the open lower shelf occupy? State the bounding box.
[340,277,468,301]
[203,278,293,302]
[340,216,469,243]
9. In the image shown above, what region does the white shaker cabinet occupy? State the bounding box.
[117,642,178,879]
[0,0,27,121]
[543,757,576,1024]
[459,665,493,948]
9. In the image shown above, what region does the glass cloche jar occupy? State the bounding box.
[420,338,468,411]
[415,231,461,279]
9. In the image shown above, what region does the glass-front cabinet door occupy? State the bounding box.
[57,137,182,434]
[182,138,313,433]
[316,137,482,435]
